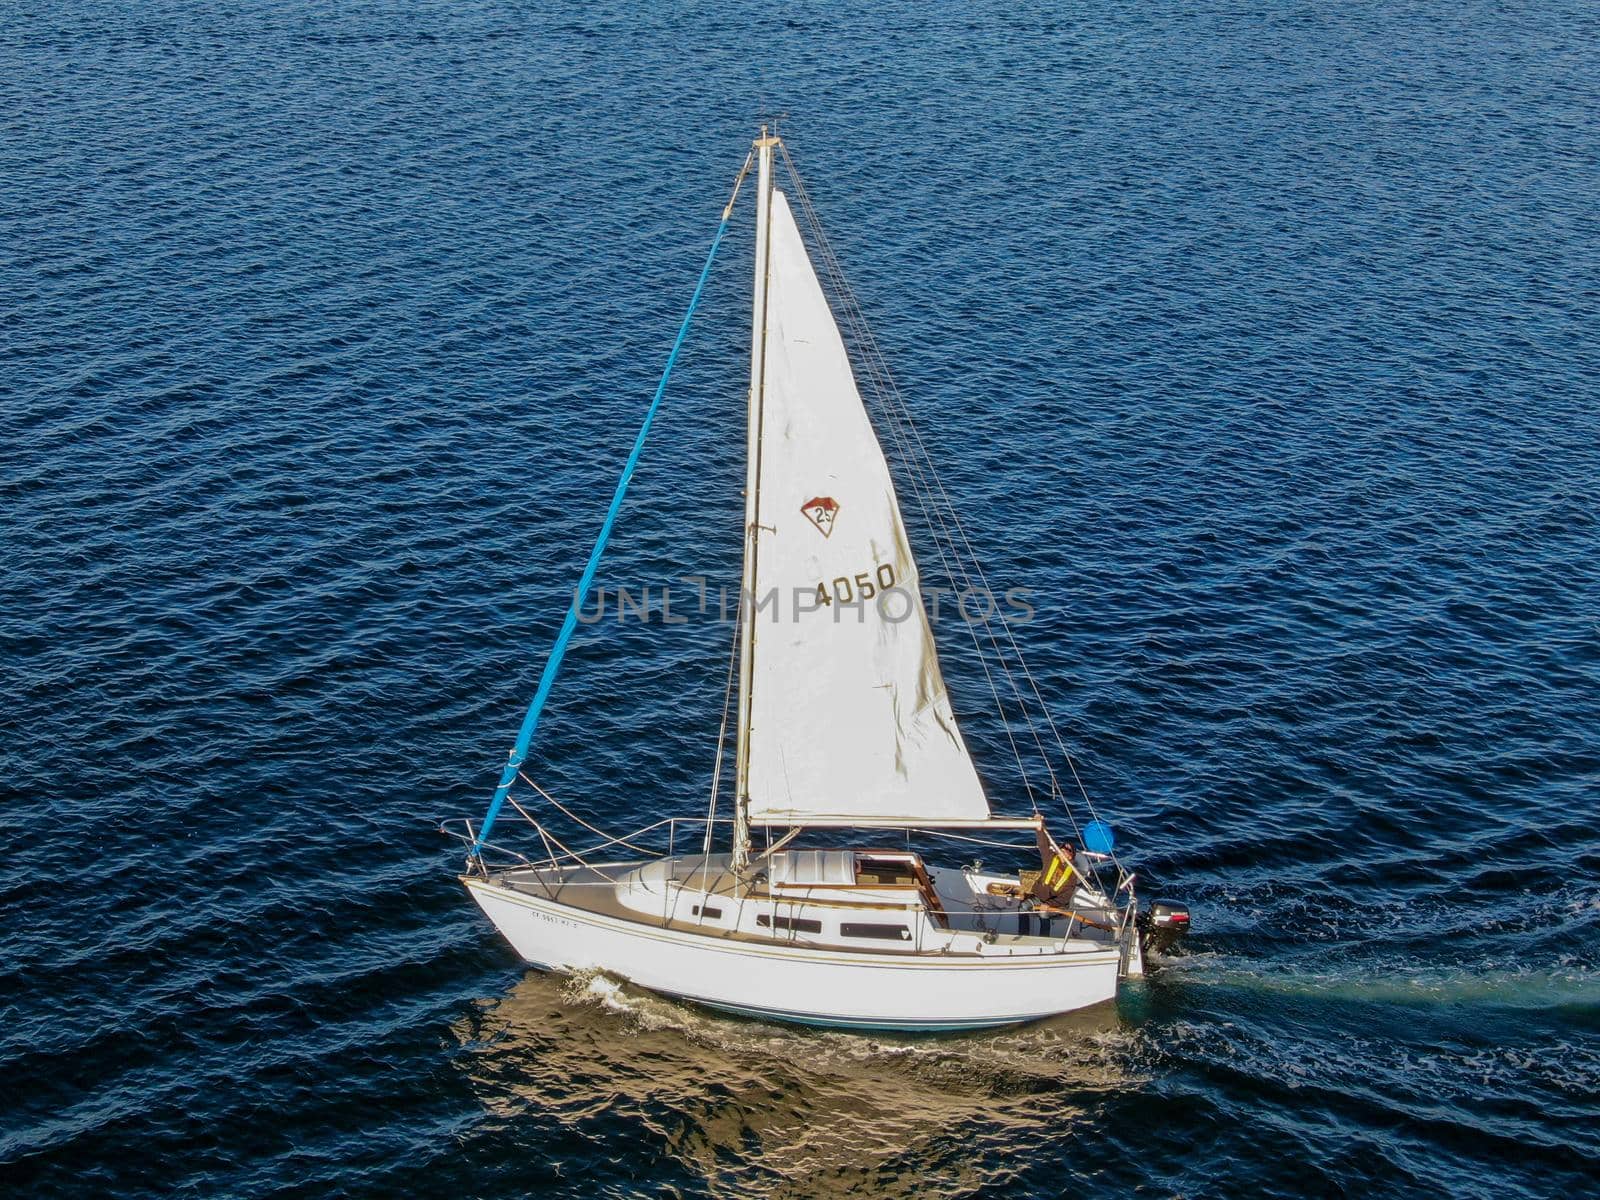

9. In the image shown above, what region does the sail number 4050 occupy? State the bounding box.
[815,563,897,605]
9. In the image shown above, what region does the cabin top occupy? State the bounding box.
[769,849,854,887]
[765,849,925,890]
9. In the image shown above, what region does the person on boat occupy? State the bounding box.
[1004,826,1080,936]
[1026,826,1080,906]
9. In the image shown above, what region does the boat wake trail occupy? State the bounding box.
[1155,951,1600,1015]
[454,968,1149,1199]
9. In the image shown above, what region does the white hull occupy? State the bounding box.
[466,875,1124,1031]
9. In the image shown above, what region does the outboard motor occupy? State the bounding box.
[1140,900,1191,957]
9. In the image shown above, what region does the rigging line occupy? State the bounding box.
[864,317,1099,839]
[853,338,1061,805]
[872,311,1106,841]
[776,146,1056,816]
[776,155,1073,782]
[517,771,655,857]
[703,606,742,857]
[878,371,1105,835]
[524,817,593,873]
[864,350,1070,817]
[876,388,1052,808]
[779,146,1106,845]
[771,149,1041,808]
[469,155,752,860]
[773,152,1044,757]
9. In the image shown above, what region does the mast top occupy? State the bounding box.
[753,123,781,149]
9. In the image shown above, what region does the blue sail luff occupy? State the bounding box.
[470,213,732,859]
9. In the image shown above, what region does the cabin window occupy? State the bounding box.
[757,914,823,934]
[855,858,918,887]
[841,922,912,941]
[692,905,722,920]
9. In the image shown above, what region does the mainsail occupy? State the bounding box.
[741,189,991,825]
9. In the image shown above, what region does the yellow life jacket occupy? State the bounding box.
[1043,852,1075,893]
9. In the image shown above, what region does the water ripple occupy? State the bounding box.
[3,1,1598,1197]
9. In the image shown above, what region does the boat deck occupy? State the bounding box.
[488,856,1125,960]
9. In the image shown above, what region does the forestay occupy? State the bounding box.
[743,189,991,826]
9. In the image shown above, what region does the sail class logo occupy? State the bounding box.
[801,496,840,538]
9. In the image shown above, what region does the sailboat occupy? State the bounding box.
[448,129,1189,1031]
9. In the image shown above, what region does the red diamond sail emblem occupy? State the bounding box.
[801,496,840,538]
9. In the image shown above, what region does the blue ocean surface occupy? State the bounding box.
[4,1,1598,1196]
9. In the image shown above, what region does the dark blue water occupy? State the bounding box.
[5,2,1598,1196]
